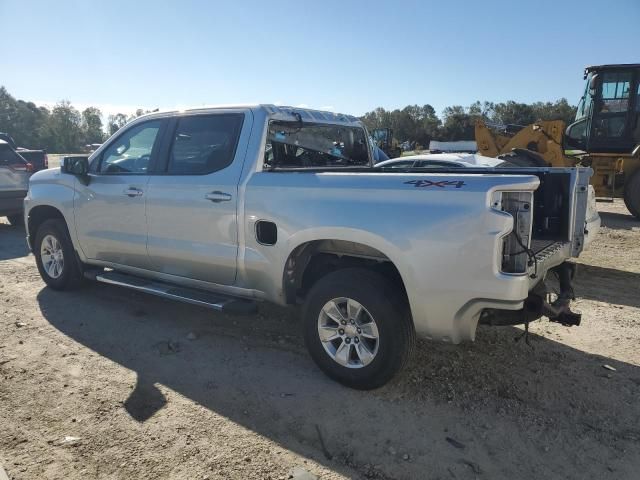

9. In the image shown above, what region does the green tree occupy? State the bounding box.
[46,100,83,152]
[490,101,536,126]
[0,87,51,148]
[82,107,105,145]
[440,105,478,141]
[107,113,129,136]
[530,98,577,124]
[361,107,392,130]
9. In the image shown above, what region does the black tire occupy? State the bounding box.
[497,148,549,168]
[623,170,640,220]
[34,219,84,290]
[302,268,415,390]
[6,214,24,226]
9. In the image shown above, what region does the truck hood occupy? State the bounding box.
[29,167,61,185]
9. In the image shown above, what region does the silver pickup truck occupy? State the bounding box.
[24,105,594,389]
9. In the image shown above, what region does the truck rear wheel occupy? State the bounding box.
[302,268,414,389]
[623,170,640,220]
[34,219,84,290]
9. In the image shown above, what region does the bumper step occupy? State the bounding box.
[88,270,257,314]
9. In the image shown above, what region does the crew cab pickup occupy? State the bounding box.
[24,105,594,389]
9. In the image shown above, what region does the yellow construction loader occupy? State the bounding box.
[476,63,640,219]
[371,128,403,159]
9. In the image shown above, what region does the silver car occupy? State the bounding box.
[0,139,32,225]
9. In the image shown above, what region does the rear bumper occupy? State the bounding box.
[411,240,575,344]
[480,262,581,328]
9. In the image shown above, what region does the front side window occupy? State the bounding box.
[167,114,244,175]
[600,72,632,113]
[100,120,161,174]
[265,122,370,169]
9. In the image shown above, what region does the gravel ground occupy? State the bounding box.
[0,201,639,480]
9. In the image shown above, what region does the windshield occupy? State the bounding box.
[575,72,595,122]
[264,121,370,168]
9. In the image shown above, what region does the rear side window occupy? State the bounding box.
[167,114,244,175]
[265,121,370,169]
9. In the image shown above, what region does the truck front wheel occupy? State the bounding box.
[302,268,414,389]
[34,219,84,290]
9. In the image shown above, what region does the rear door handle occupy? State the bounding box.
[204,191,232,202]
[123,187,143,197]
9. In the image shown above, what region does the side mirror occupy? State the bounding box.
[61,156,90,184]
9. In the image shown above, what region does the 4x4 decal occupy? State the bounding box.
[404,179,466,188]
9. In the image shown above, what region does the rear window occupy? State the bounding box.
[264,121,370,169]
[168,114,244,175]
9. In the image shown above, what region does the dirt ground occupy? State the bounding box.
[1,201,639,480]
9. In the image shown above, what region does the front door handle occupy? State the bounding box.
[204,191,232,203]
[123,187,143,197]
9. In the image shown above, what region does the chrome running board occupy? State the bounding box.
[90,270,257,314]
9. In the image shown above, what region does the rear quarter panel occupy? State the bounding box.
[241,171,540,341]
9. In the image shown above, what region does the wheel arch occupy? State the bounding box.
[27,205,67,251]
[281,238,409,307]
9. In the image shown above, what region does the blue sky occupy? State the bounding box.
[2,0,638,117]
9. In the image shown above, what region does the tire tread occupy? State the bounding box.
[34,218,84,290]
[623,170,640,220]
[302,267,415,389]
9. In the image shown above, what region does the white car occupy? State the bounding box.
[376,152,506,168]
[377,153,601,248]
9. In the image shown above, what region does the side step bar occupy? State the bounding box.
[87,270,258,315]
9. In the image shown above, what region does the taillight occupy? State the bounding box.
[44,153,49,169]
[494,191,534,274]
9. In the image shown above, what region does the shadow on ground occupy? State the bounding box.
[0,223,29,260]
[36,282,640,480]
[598,210,639,231]
[575,264,640,308]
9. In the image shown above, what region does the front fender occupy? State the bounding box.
[25,170,82,257]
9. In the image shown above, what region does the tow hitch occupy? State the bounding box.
[480,262,581,327]
[542,262,581,327]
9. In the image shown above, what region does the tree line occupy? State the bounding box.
[0,86,153,153]
[0,85,577,153]
[360,99,577,147]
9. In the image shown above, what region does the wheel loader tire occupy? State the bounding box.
[623,170,640,220]
[497,148,549,168]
